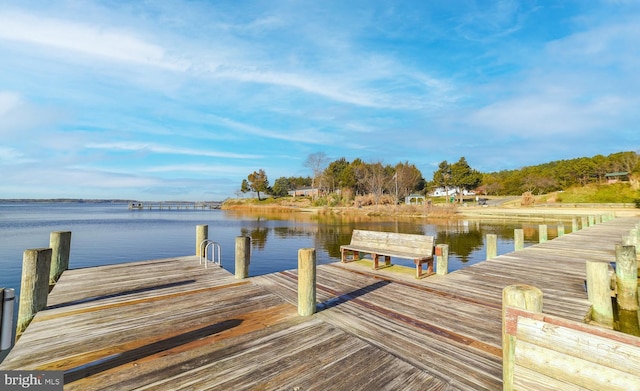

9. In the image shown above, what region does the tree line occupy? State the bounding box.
[480,151,639,196]
[240,151,639,202]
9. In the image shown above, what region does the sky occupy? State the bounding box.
[0,0,639,201]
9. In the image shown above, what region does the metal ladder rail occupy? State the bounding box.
[199,239,221,268]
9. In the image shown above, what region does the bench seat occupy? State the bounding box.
[340,230,435,279]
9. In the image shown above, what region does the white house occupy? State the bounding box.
[287,187,320,197]
[430,187,475,197]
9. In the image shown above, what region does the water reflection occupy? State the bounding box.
[222,209,575,272]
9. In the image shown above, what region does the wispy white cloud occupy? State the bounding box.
[142,164,248,175]
[454,0,526,42]
[465,94,623,136]
[0,146,33,164]
[85,142,261,159]
[0,91,21,116]
[0,91,67,138]
[205,114,334,144]
[0,11,189,71]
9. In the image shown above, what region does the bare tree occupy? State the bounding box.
[364,162,389,205]
[394,161,424,202]
[304,152,329,195]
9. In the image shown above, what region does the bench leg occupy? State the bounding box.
[415,259,434,279]
[384,255,391,267]
[341,250,359,263]
[372,254,379,270]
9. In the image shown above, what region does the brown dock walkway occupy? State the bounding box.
[1,217,638,390]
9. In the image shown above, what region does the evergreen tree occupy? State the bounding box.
[247,169,269,200]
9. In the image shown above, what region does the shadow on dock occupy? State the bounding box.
[46,280,197,310]
[65,319,243,384]
[315,280,390,311]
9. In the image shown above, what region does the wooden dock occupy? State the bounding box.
[128,201,222,210]
[1,217,639,390]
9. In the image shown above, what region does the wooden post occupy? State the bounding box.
[49,231,71,285]
[622,234,636,246]
[486,234,497,259]
[572,217,578,232]
[196,225,208,257]
[17,248,52,337]
[0,288,3,349]
[502,284,543,391]
[581,216,588,229]
[622,233,640,282]
[435,244,449,276]
[615,244,638,311]
[514,229,524,251]
[1,288,15,350]
[538,225,548,243]
[618,308,640,337]
[586,260,614,328]
[235,236,251,279]
[557,223,565,237]
[298,248,316,316]
[588,215,595,226]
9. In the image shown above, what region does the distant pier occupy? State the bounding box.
[128,201,222,210]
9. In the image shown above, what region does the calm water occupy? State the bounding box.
[0,202,570,301]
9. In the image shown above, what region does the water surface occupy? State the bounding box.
[0,202,569,298]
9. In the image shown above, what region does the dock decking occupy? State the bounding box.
[1,217,638,390]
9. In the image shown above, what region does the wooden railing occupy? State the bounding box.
[502,284,640,391]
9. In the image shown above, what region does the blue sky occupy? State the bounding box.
[0,1,638,201]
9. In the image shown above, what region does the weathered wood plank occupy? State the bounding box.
[513,365,586,391]
[515,340,639,390]
[516,316,640,373]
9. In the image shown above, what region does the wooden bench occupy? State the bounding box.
[340,230,435,279]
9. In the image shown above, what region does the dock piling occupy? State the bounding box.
[502,284,543,391]
[17,248,52,338]
[1,288,15,350]
[486,234,497,259]
[623,228,638,246]
[586,260,614,327]
[538,224,548,243]
[514,229,524,251]
[298,248,316,316]
[49,231,71,285]
[615,244,638,311]
[435,244,448,275]
[235,236,250,279]
[196,225,208,257]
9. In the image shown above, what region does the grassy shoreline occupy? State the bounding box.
[222,198,640,219]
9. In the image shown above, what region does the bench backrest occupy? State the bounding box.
[350,230,434,256]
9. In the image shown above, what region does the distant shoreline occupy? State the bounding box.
[0,199,135,203]
[222,200,640,219]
